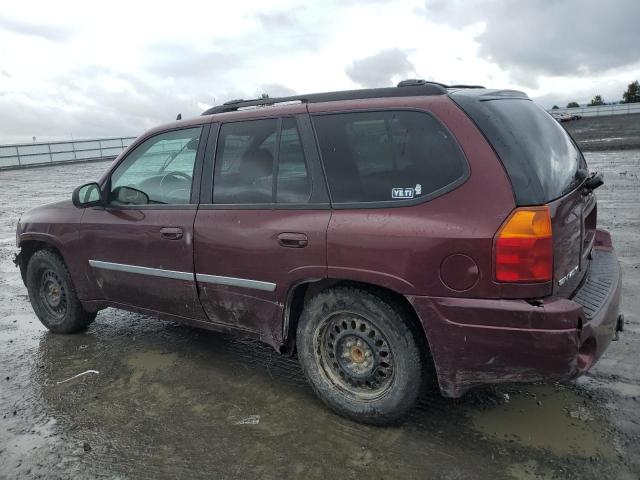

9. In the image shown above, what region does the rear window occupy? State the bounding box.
[452,96,586,205]
[312,111,467,205]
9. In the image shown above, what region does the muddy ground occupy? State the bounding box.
[0,148,639,479]
[564,113,640,151]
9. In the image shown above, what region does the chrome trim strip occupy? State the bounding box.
[196,273,276,292]
[88,260,194,281]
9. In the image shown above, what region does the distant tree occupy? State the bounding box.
[566,102,580,108]
[622,80,640,103]
[260,93,270,99]
[552,105,559,109]
[589,95,605,106]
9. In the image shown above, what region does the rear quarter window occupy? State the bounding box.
[450,95,587,205]
[312,110,468,205]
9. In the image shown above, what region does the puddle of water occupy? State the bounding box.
[126,351,178,373]
[470,385,613,458]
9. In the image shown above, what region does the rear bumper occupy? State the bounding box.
[409,234,622,398]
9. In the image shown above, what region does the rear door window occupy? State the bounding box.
[312,111,467,204]
[276,117,311,203]
[213,118,311,204]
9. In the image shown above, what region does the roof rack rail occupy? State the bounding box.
[397,79,449,88]
[201,82,448,115]
[396,79,485,89]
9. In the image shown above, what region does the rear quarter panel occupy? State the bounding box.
[319,96,543,298]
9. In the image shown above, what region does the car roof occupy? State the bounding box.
[161,80,530,129]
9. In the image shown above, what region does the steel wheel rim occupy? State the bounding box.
[38,269,67,321]
[315,311,395,400]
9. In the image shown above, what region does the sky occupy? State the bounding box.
[1,0,639,144]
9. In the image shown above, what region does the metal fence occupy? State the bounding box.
[0,136,137,170]
[549,102,640,117]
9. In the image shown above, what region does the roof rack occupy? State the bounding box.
[447,84,486,89]
[201,80,449,115]
[397,79,485,89]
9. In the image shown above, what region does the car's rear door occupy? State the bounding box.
[193,110,330,346]
[78,123,210,319]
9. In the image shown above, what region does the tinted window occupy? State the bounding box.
[277,117,310,203]
[213,118,310,204]
[451,95,587,204]
[312,111,466,204]
[214,119,276,204]
[110,127,201,205]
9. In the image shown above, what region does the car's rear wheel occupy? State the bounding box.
[26,249,96,333]
[296,287,424,425]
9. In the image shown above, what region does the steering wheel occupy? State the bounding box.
[159,171,192,201]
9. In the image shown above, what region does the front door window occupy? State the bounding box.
[110,127,202,205]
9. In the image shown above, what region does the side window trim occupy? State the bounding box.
[309,108,470,209]
[105,124,208,208]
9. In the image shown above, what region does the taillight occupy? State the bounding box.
[495,206,553,283]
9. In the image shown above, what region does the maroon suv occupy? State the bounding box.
[15,80,623,425]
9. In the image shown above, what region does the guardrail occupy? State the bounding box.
[549,102,640,117]
[0,136,137,170]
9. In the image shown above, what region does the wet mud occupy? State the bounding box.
[1,149,639,479]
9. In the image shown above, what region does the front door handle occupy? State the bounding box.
[160,227,184,240]
[277,232,308,248]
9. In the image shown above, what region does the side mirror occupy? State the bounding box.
[585,172,604,191]
[112,186,149,205]
[72,182,103,208]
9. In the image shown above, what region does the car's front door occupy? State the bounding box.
[193,113,331,345]
[79,124,210,320]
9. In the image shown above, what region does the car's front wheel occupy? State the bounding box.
[25,249,96,333]
[296,286,425,425]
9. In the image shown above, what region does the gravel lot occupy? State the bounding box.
[564,113,640,151]
[1,146,639,479]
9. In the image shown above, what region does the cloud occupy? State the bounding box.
[145,45,242,78]
[0,17,73,42]
[346,49,415,88]
[255,11,298,29]
[0,67,210,143]
[256,83,297,97]
[423,0,640,85]
[532,78,633,109]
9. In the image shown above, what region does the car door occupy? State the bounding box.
[78,124,210,320]
[193,112,330,346]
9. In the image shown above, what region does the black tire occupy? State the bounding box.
[25,249,96,334]
[296,287,424,425]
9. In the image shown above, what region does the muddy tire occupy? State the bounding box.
[296,287,424,425]
[26,249,96,334]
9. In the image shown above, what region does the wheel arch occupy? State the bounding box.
[281,278,437,390]
[17,238,67,283]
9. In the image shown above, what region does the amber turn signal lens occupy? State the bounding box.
[494,206,553,283]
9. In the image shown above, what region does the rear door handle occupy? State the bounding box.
[160,227,184,240]
[277,232,308,248]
